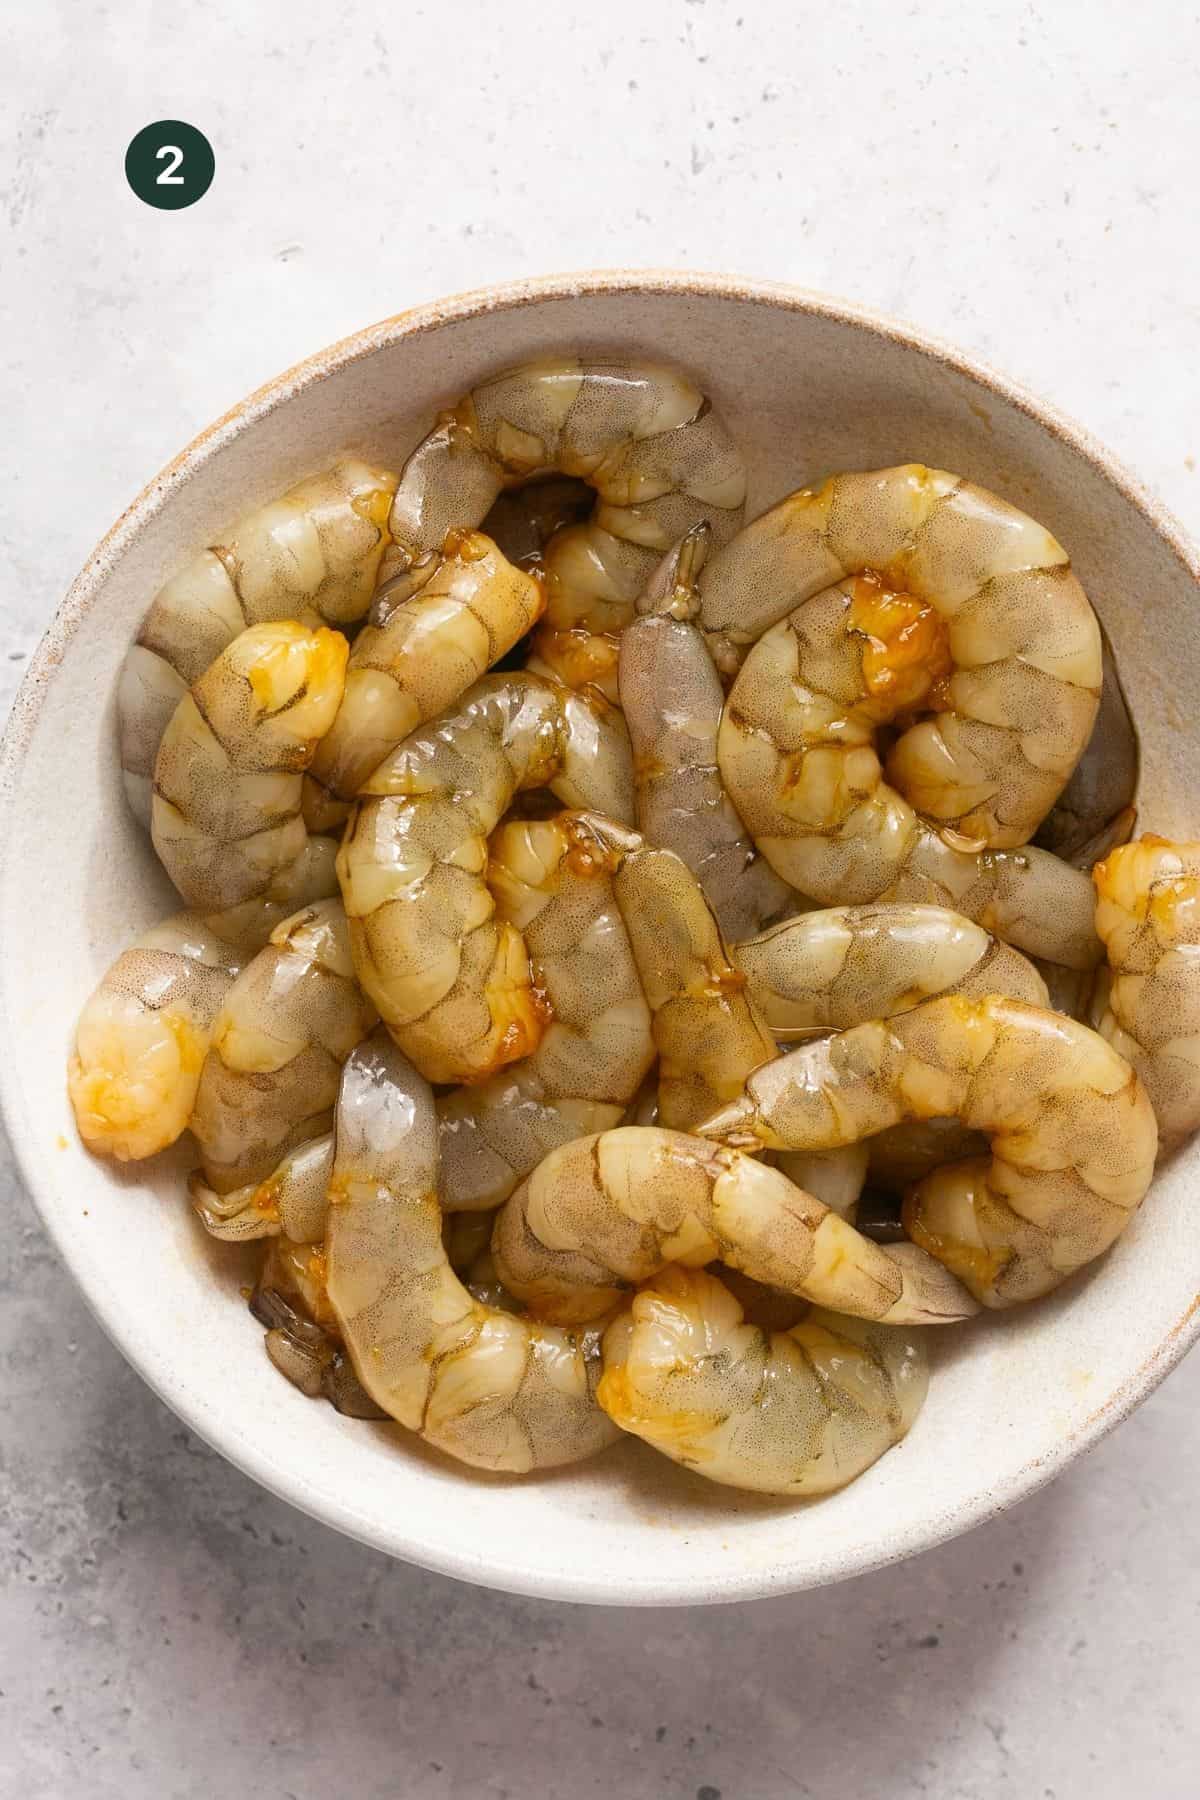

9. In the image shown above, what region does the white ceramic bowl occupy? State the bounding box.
[4,272,1198,1606]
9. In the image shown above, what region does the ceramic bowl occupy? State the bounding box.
[3,272,1198,1606]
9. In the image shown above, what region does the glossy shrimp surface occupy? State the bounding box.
[618,526,797,940]
[152,620,348,913]
[325,1033,621,1473]
[713,467,1103,967]
[491,1126,977,1329]
[119,460,395,825]
[599,1265,927,1496]
[1093,837,1200,1145]
[437,812,655,1212]
[700,994,1157,1307]
[383,359,746,700]
[336,672,633,1084]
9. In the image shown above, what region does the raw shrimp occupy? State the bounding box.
[187,901,375,1234]
[712,467,1103,967]
[1093,838,1200,1145]
[491,1126,977,1328]
[383,359,747,701]
[613,845,776,1131]
[437,811,654,1212]
[304,530,545,826]
[618,525,798,940]
[598,1265,927,1496]
[325,1032,621,1473]
[250,1240,387,1417]
[119,460,395,826]
[152,621,348,913]
[68,914,244,1162]
[336,671,634,1084]
[1035,627,1139,866]
[699,994,1157,1307]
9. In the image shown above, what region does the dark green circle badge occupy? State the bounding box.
[125,121,214,211]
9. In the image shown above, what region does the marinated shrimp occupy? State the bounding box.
[383,359,746,700]
[119,460,395,826]
[599,1265,927,1496]
[491,1125,977,1328]
[152,620,348,913]
[437,811,654,1212]
[699,994,1157,1307]
[325,1033,621,1472]
[1093,837,1200,1145]
[712,467,1103,967]
[187,901,375,1235]
[336,671,634,1084]
[618,525,798,940]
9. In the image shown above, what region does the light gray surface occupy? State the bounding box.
[3,1,1199,1794]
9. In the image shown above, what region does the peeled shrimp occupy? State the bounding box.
[187,901,375,1233]
[325,1032,620,1473]
[618,526,798,940]
[383,359,746,702]
[491,1126,977,1329]
[304,531,545,827]
[437,811,654,1211]
[598,1265,927,1496]
[1093,838,1200,1145]
[119,460,395,826]
[152,621,348,913]
[699,994,1157,1308]
[712,467,1103,967]
[336,671,633,1084]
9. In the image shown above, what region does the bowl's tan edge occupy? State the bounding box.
[2,268,1199,1606]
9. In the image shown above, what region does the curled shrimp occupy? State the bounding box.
[118,460,395,826]
[336,671,633,1084]
[491,1126,977,1329]
[598,1265,927,1496]
[1093,837,1200,1146]
[618,526,798,940]
[303,530,545,827]
[437,811,654,1212]
[152,620,348,913]
[325,1032,621,1473]
[711,467,1103,968]
[384,359,747,702]
[699,994,1158,1308]
[187,901,375,1234]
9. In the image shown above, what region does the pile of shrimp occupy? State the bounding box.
[70,354,1200,1500]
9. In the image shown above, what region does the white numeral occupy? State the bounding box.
[155,144,184,185]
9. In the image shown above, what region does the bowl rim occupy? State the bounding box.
[5,267,1200,1606]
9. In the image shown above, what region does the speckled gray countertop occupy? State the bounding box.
[4,3,1200,1795]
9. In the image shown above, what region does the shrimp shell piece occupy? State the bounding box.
[188,900,375,1199]
[336,672,634,1085]
[304,530,545,820]
[491,1126,977,1329]
[618,526,799,941]
[1093,837,1200,1146]
[68,914,243,1162]
[119,460,396,826]
[152,621,348,914]
[325,1032,621,1474]
[437,812,654,1212]
[598,1265,927,1496]
[698,994,1158,1308]
[190,1133,334,1245]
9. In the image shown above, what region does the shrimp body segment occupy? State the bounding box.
[336,672,633,1084]
[699,995,1157,1307]
[119,460,395,825]
[325,1033,621,1473]
[598,1265,927,1496]
[437,812,655,1212]
[491,1126,977,1329]
[152,621,348,913]
[1093,838,1200,1145]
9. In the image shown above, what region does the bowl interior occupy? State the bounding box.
[4,278,1198,1604]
